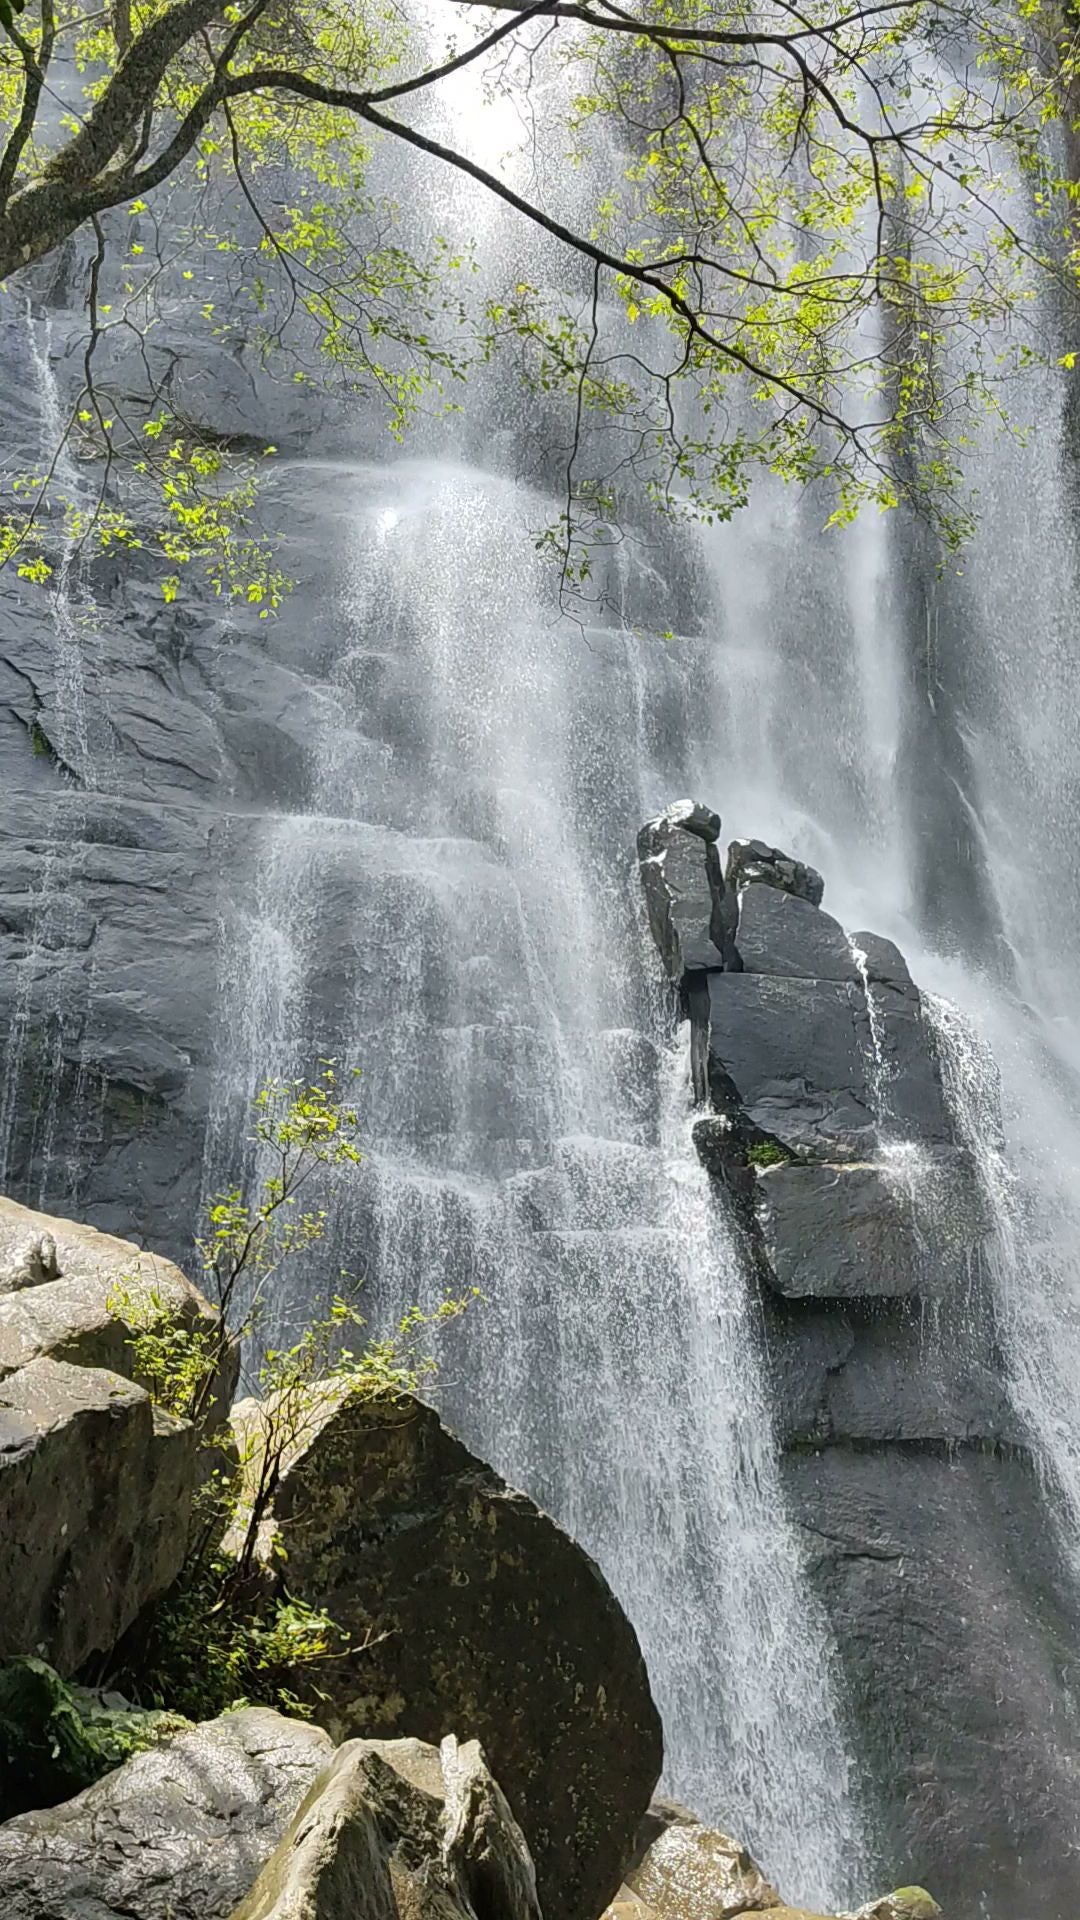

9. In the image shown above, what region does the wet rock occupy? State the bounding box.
[702,971,954,1160]
[0,1706,333,1920]
[638,806,737,979]
[754,1153,983,1301]
[230,1732,541,1920]
[726,839,825,908]
[0,1355,193,1672]
[653,797,723,842]
[734,886,857,984]
[786,1442,1080,1920]
[230,1388,663,1920]
[703,973,876,1156]
[765,1296,1023,1451]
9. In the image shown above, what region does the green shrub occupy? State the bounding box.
[745,1138,794,1169]
[109,1064,474,1722]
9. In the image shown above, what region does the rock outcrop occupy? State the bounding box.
[230,1733,541,1920]
[637,801,1080,1920]
[0,1706,334,1920]
[0,1196,234,1674]
[602,1801,941,1920]
[637,799,739,983]
[228,1386,663,1920]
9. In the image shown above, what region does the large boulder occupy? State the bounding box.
[230,1732,541,1920]
[0,1706,333,1920]
[0,1354,193,1672]
[0,1196,237,1675]
[601,1802,943,1920]
[754,1155,983,1302]
[230,1389,662,1920]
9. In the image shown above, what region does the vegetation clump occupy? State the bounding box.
[745,1138,795,1170]
[0,1656,188,1816]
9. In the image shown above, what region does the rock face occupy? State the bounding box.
[0,1196,233,1675]
[230,1733,541,1920]
[637,802,1080,1920]
[0,1706,334,1920]
[0,1194,234,1387]
[230,1388,663,1920]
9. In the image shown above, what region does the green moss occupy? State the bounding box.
[745,1138,794,1169]
[29,717,52,758]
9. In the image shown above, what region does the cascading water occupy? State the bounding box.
[0,309,114,1206]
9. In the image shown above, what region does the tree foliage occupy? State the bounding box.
[2,0,1080,610]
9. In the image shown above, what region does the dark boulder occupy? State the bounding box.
[229,1389,663,1920]
[734,885,857,984]
[754,1153,984,1302]
[637,805,738,979]
[726,838,825,908]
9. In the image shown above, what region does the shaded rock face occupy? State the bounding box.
[637,807,738,982]
[231,1388,663,1920]
[637,802,1080,1920]
[0,1706,334,1920]
[230,1732,541,1920]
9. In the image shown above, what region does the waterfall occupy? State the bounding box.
[193,19,1080,1903]
[12,7,1080,1909]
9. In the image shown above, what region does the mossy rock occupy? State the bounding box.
[856,1893,941,1920]
[0,1657,190,1817]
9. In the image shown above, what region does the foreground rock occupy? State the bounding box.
[230,1732,540,1920]
[231,1388,662,1920]
[0,1196,235,1675]
[603,1803,941,1920]
[0,1706,333,1920]
[0,1354,193,1672]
